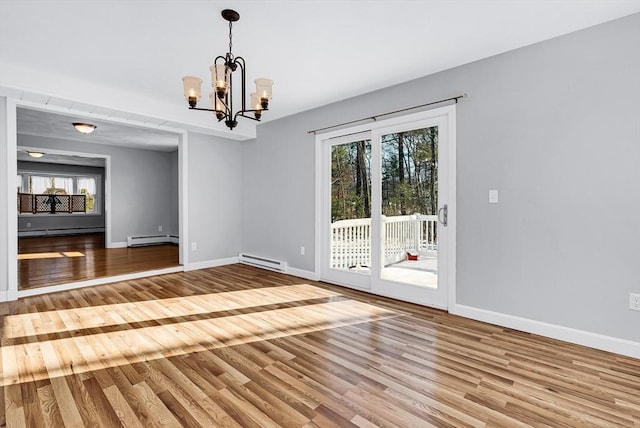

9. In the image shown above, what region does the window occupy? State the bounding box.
[18,172,101,214]
[29,176,74,195]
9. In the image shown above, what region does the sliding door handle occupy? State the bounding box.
[438,204,448,227]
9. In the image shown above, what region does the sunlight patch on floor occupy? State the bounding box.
[61,251,85,257]
[0,298,400,386]
[17,252,66,260]
[18,251,86,260]
[3,283,344,338]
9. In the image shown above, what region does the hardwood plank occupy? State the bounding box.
[1,264,639,427]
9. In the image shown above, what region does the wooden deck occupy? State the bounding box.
[1,264,639,427]
[18,233,179,291]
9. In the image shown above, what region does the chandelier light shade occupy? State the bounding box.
[72,122,97,134]
[181,9,273,130]
[182,76,203,106]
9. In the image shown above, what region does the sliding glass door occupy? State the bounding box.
[319,107,455,309]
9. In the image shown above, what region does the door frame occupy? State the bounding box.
[315,105,456,310]
[318,131,373,291]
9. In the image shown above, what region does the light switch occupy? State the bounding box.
[489,190,499,204]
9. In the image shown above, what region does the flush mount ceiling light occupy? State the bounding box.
[72,122,97,134]
[181,9,273,130]
[27,151,44,158]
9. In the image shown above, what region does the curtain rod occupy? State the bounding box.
[307,94,467,135]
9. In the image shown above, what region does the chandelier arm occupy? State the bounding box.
[215,95,231,121]
[213,55,231,118]
[234,56,247,114]
[235,112,261,123]
[188,107,220,112]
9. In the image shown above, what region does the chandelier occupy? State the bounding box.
[182,9,273,130]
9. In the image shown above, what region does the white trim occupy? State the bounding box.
[0,290,7,302]
[286,267,319,281]
[4,97,19,301]
[451,304,640,359]
[105,155,113,247]
[445,107,457,311]
[178,130,188,268]
[109,241,128,249]
[186,257,238,271]
[314,133,322,287]
[18,227,105,237]
[16,266,185,299]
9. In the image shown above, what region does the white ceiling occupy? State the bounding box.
[2,0,640,145]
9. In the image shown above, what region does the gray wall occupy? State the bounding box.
[187,132,242,263]
[17,161,105,233]
[242,13,640,343]
[18,134,178,243]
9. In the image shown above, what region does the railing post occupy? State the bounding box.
[414,213,421,255]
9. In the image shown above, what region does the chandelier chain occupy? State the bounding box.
[228,21,233,57]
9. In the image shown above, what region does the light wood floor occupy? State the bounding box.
[18,234,179,291]
[1,264,639,427]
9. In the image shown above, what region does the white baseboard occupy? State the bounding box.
[0,290,7,302]
[451,304,640,359]
[186,257,239,271]
[286,267,320,281]
[18,227,105,237]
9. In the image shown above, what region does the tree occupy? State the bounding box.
[381,127,438,216]
[331,127,438,221]
[331,140,371,221]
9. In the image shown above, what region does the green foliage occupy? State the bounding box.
[80,188,95,211]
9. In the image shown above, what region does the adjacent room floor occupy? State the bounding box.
[18,233,180,291]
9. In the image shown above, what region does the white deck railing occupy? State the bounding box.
[330,214,437,269]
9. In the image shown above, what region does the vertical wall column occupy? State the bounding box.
[0,97,18,301]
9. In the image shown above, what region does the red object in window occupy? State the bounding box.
[407,253,418,261]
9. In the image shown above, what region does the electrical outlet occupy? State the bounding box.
[191,242,197,251]
[300,246,305,256]
[158,225,163,232]
[630,293,640,311]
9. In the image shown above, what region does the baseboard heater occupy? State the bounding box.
[238,253,287,273]
[127,234,179,247]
